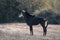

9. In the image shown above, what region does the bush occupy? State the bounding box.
[38,9,58,24]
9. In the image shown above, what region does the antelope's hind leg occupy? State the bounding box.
[43,27,47,36]
[40,22,47,36]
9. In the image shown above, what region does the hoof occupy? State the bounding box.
[30,32,33,36]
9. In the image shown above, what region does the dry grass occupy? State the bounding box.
[0,23,60,40]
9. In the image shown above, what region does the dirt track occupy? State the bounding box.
[0,23,60,40]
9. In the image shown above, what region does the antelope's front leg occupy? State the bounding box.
[29,25,33,35]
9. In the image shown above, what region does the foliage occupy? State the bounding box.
[38,9,60,24]
[0,0,20,23]
[0,0,60,24]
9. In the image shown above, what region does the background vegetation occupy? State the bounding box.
[0,0,60,24]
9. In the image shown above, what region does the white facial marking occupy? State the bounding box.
[19,13,23,17]
[22,10,26,13]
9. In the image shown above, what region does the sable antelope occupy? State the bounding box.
[19,9,48,36]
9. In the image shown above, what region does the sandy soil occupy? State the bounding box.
[0,23,60,40]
